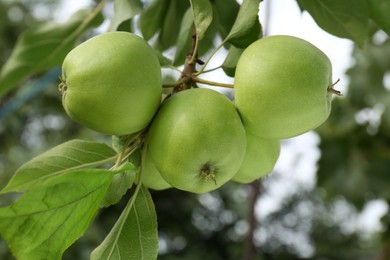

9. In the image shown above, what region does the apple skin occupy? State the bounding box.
[60,31,162,136]
[234,35,333,139]
[147,88,246,194]
[232,131,280,183]
[139,146,171,191]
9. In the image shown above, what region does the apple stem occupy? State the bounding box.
[162,83,179,89]
[192,76,234,89]
[114,132,144,168]
[200,65,223,74]
[169,28,232,93]
[195,39,226,76]
[327,78,342,96]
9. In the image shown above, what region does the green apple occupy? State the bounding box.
[139,146,171,190]
[60,31,162,136]
[147,88,246,194]
[232,131,280,183]
[234,35,335,139]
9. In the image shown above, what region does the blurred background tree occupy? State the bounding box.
[1,0,390,259]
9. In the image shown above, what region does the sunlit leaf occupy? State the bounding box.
[1,139,117,193]
[0,169,113,260]
[190,0,213,40]
[91,185,158,260]
[101,162,137,207]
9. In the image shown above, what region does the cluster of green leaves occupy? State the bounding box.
[1,0,390,259]
[136,0,262,75]
[0,139,158,259]
[297,0,390,48]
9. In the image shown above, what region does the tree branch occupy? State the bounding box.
[175,29,199,92]
[376,239,390,260]
[243,179,261,260]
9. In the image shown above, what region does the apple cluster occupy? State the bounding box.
[60,32,336,194]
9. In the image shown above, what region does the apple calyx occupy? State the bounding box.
[58,76,67,94]
[200,163,217,185]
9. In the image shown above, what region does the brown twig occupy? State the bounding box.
[175,29,199,93]
[376,239,390,260]
[243,179,261,260]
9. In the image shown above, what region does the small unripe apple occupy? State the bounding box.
[147,88,246,194]
[232,131,280,183]
[235,35,335,139]
[139,146,171,190]
[60,31,162,136]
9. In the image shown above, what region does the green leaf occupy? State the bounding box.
[190,0,213,40]
[297,0,369,48]
[139,0,169,40]
[112,135,132,153]
[0,8,104,97]
[139,0,190,50]
[157,0,190,51]
[1,139,117,193]
[127,148,142,170]
[101,162,137,207]
[0,169,113,260]
[91,185,158,260]
[109,0,143,31]
[214,0,240,39]
[367,0,390,36]
[225,0,261,48]
[173,5,218,66]
[155,50,173,67]
[198,5,219,57]
[173,8,194,66]
[222,45,244,77]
